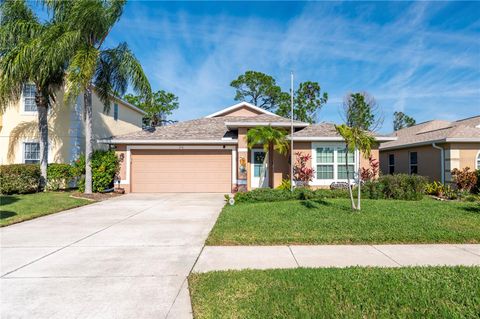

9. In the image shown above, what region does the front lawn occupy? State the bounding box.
[0,191,92,227]
[207,198,480,245]
[189,267,480,318]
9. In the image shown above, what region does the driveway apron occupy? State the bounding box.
[0,193,224,319]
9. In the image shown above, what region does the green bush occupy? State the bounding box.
[47,163,74,191]
[73,150,119,192]
[472,169,480,194]
[0,164,40,194]
[362,174,427,200]
[276,179,292,191]
[234,187,349,203]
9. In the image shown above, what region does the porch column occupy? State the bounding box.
[237,127,248,192]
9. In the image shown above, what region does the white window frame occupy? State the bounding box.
[476,150,480,170]
[22,141,40,164]
[113,103,119,121]
[20,84,38,115]
[311,142,359,186]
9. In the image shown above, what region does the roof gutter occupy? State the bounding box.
[432,142,445,184]
[289,136,397,142]
[225,122,309,129]
[97,139,238,145]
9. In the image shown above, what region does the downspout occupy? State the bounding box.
[432,142,445,184]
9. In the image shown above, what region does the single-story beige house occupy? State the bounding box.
[100,102,395,193]
[379,116,480,183]
[0,84,145,165]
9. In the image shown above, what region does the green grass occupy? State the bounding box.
[189,267,480,319]
[0,191,92,226]
[207,198,480,245]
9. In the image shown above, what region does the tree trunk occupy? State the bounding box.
[345,146,356,210]
[357,166,361,211]
[84,86,93,194]
[36,90,48,191]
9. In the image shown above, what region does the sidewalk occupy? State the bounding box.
[193,244,480,272]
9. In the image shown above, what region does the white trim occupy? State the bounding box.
[232,149,237,184]
[250,149,269,189]
[445,138,480,142]
[380,137,480,151]
[225,122,308,128]
[310,142,359,186]
[205,102,277,118]
[238,148,248,152]
[124,145,236,186]
[475,150,480,170]
[20,84,38,116]
[290,136,397,142]
[99,139,238,145]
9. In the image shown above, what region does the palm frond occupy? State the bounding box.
[65,45,99,105]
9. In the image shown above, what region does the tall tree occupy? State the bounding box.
[50,0,151,194]
[0,0,66,189]
[277,81,328,123]
[246,126,289,188]
[393,111,416,131]
[230,71,283,111]
[342,92,382,131]
[124,90,178,126]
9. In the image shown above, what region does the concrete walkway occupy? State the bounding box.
[1,193,225,319]
[193,244,480,272]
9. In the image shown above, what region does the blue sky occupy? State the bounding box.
[39,1,480,132]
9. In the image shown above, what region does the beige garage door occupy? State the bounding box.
[131,149,232,193]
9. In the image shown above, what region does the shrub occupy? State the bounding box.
[362,174,427,200]
[425,181,445,197]
[276,179,292,191]
[360,156,380,181]
[0,164,40,194]
[472,169,480,194]
[47,163,74,191]
[73,150,119,192]
[234,187,349,203]
[451,167,477,192]
[293,152,315,186]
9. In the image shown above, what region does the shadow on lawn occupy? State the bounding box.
[461,205,480,214]
[300,199,332,209]
[0,211,17,219]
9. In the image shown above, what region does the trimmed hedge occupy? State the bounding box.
[0,164,40,194]
[362,174,427,201]
[234,187,350,203]
[47,163,74,191]
[73,150,119,193]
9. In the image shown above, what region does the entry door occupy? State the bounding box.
[251,150,269,189]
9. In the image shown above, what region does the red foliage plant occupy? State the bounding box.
[293,152,315,186]
[451,167,477,192]
[360,156,379,181]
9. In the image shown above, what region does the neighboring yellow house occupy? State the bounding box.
[0,84,145,165]
[379,116,480,184]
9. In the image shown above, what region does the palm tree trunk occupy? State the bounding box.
[345,147,356,210]
[36,92,48,191]
[84,86,93,194]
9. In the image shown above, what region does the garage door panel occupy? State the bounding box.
[131,149,231,193]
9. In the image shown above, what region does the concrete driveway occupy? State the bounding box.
[1,193,225,319]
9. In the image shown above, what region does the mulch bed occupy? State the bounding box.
[70,191,123,201]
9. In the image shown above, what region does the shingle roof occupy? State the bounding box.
[380,116,480,150]
[292,122,391,139]
[107,114,306,142]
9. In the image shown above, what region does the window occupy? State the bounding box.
[316,147,334,179]
[314,145,356,182]
[113,103,119,121]
[23,84,37,112]
[253,151,265,177]
[337,148,355,179]
[388,154,395,174]
[476,151,480,169]
[24,142,40,164]
[409,152,418,174]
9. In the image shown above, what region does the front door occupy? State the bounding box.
[251,149,269,189]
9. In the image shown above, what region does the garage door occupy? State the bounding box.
[130,149,232,193]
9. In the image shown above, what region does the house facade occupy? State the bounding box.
[379,116,480,184]
[101,102,395,193]
[0,84,145,165]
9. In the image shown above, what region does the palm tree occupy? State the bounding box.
[335,124,375,210]
[48,0,151,194]
[0,0,66,189]
[246,126,289,188]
